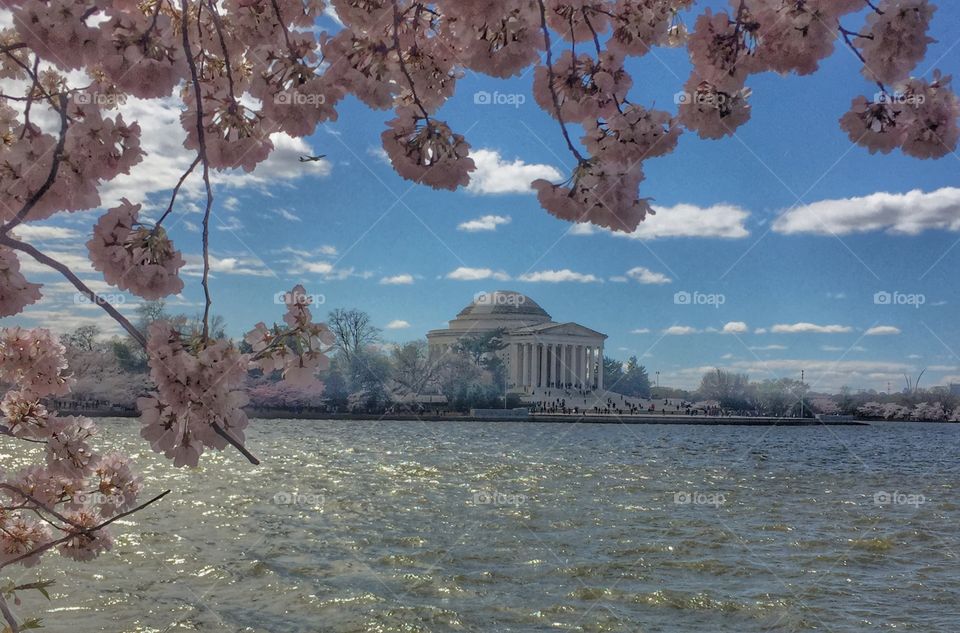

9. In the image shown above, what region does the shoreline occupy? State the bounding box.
[58,408,870,425]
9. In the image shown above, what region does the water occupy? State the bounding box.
[3,419,958,632]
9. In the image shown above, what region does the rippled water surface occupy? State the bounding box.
[6,419,959,632]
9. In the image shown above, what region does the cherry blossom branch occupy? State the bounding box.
[0,234,147,347]
[0,490,171,571]
[205,0,238,106]
[838,24,888,95]
[0,93,69,236]
[0,593,18,633]
[156,155,201,226]
[0,484,85,531]
[181,0,214,342]
[535,0,586,164]
[392,0,432,121]
[211,423,260,465]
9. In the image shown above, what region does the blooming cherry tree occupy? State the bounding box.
[0,0,956,629]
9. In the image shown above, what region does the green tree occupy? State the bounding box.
[453,328,508,366]
[603,356,624,387]
[619,356,652,397]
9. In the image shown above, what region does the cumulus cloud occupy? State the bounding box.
[722,321,749,334]
[625,266,672,285]
[458,215,512,232]
[98,97,330,213]
[385,320,411,329]
[446,267,510,281]
[771,323,853,334]
[569,203,750,239]
[381,274,414,285]
[517,269,600,283]
[773,187,960,236]
[865,325,901,336]
[630,328,651,334]
[183,254,274,277]
[664,325,699,335]
[11,225,81,241]
[626,203,750,240]
[466,149,562,195]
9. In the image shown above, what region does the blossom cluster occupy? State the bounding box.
[244,285,336,387]
[0,327,142,570]
[87,199,185,300]
[138,322,251,468]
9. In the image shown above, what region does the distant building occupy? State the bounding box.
[427,291,607,394]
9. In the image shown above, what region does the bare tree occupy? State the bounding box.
[327,308,381,362]
[391,341,443,398]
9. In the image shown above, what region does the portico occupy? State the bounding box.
[427,291,607,397]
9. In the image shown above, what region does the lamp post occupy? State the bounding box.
[800,369,805,419]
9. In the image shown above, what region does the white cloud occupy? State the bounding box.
[621,203,750,240]
[11,225,81,241]
[183,254,274,277]
[750,344,787,350]
[664,325,699,335]
[773,187,960,236]
[446,267,510,281]
[722,321,749,334]
[367,146,390,164]
[771,323,853,334]
[273,208,302,222]
[458,214,512,232]
[517,269,600,283]
[385,320,411,330]
[98,97,330,213]
[630,328,651,334]
[381,274,414,285]
[466,149,562,195]
[865,325,901,336]
[625,266,672,285]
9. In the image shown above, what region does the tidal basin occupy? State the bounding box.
[11,418,958,633]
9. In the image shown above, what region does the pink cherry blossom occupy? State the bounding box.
[858,0,936,85]
[0,327,73,397]
[381,108,476,190]
[87,199,185,300]
[0,246,42,317]
[678,79,752,139]
[533,50,633,122]
[57,510,113,562]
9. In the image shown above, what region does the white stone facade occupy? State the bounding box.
[427,291,607,393]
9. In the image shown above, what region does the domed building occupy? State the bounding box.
[427,291,607,395]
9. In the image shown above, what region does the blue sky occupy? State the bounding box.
[6,2,960,391]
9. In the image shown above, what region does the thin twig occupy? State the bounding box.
[0,93,69,236]
[157,155,201,226]
[535,0,585,164]
[0,490,171,571]
[181,0,214,342]
[0,593,18,633]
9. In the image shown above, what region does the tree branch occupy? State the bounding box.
[181,0,214,342]
[0,93,69,236]
[0,490,171,571]
[0,234,147,347]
